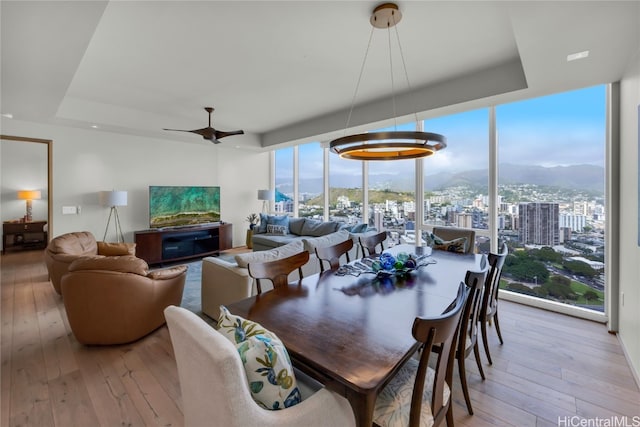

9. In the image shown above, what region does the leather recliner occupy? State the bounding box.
[61,255,187,345]
[44,231,136,294]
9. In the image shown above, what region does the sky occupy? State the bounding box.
[277,84,606,181]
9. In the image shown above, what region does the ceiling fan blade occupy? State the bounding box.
[163,128,193,133]
[215,129,245,139]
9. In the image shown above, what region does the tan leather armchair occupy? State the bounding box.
[44,231,135,294]
[61,256,187,345]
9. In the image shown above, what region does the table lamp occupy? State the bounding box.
[17,190,41,222]
[257,189,274,213]
[99,190,128,243]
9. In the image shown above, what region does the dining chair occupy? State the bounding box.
[358,231,387,257]
[372,282,468,427]
[164,306,356,427]
[431,226,476,254]
[248,250,310,294]
[315,238,353,272]
[454,258,489,415]
[480,242,509,365]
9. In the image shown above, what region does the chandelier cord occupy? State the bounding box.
[393,16,420,126]
[343,25,375,136]
[387,24,398,131]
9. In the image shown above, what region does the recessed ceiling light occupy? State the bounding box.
[1,113,13,119]
[567,50,589,62]
[91,125,99,129]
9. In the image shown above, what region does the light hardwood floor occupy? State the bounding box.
[2,250,639,427]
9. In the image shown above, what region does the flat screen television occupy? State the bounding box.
[149,186,220,228]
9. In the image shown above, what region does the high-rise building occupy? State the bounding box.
[518,202,559,245]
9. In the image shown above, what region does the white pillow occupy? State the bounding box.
[234,240,304,268]
[302,229,350,253]
[266,224,288,235]
[218,306,301,410]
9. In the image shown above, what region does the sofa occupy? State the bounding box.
[61,255,187,345]
[251,215,368,252]
[44,231,136,294]
[201,228,376,319]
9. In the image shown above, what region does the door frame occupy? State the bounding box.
[0,134,53,241]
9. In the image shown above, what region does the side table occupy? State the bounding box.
[2,220,48,254]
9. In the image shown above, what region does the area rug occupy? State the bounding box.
[180,260,203,315]
[177,252,238,324]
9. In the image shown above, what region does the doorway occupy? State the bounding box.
[0,135,52,251]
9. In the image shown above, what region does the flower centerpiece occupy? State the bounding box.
[369,251,424,276]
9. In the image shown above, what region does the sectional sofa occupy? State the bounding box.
[251,215,368,251]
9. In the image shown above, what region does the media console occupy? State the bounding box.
[134,223,232,265]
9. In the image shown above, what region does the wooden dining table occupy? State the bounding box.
[226,244,483,427]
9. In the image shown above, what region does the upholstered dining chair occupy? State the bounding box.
[431,226,476,254]
[358,231,387,257]
[315,238,353,272]
[480,242,509,365]
[248,250,310,294]
[164,306,356,427]
[372,282,468,427]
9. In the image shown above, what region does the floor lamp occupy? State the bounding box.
[99,190,127,243]
[257,189,274,213]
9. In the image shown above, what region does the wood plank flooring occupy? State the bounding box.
[2,250,639,426]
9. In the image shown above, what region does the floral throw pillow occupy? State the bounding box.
[218,306,301,410]
[428,233,468,254]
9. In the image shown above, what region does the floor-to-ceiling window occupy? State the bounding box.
[496,85,606,312]
[274,147,294,214]
[297,142,324,218]
[367,123,416,241]
[329,147,363,225]
[422,109,490,249]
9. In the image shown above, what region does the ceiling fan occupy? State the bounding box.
[163,107,244,144]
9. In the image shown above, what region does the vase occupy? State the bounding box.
[246,229,253,249]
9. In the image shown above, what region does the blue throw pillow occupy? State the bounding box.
[258,213,269,233]
[351,223,368,233]
[257,214,290,234]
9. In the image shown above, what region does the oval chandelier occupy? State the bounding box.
[330,3,447,161]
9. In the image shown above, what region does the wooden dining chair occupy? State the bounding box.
[480,242,509,365]
[247,250,310,294]
[358,231,387,257]
[372,282,468,427]
[315,238,354,273]
[454,258,489,415]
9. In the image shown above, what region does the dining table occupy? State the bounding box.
[226,244,483,427]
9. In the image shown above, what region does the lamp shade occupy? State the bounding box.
[17,190,41,200]
[99,190,128,207]
[257,189,275,201]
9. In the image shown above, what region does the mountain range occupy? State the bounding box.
[277,164,604,195]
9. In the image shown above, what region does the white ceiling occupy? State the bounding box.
[2,1,639,150]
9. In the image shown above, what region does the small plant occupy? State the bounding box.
[245,213,260,230]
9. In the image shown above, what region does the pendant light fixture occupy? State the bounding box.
[330,3,447,161]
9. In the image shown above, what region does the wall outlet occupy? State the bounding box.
[62,206,77,215]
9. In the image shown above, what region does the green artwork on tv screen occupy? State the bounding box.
[149,186,220,228]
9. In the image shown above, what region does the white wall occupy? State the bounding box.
[619,52,640,382]
[0,118,269,248]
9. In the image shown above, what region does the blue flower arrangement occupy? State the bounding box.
[370,252,421,275]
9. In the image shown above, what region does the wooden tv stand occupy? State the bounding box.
[134,223,232,265]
